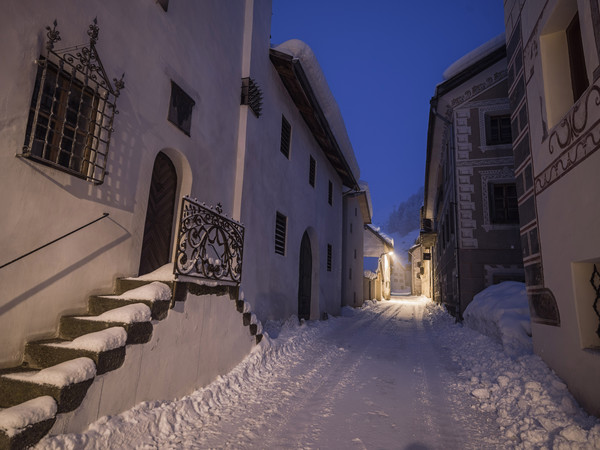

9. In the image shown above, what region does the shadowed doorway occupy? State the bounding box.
[298,231,312,320]
[138,151,177,275]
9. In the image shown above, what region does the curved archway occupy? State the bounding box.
[297,227,320,320]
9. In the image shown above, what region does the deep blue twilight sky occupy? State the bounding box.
[270,1,506,226]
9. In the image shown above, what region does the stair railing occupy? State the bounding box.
[174,196,244,285]
[0,213,109,270]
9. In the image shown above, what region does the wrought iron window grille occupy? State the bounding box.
[590,264,600,339]
[241,77,263,118]
[274,212,287,256]
[174,196,244,285]
[22,19,124,185]
[280,114,291,158]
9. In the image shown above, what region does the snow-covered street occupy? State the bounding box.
[38,297,599,449]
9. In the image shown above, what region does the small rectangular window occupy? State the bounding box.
[280,115,291,158]
[490,183,519,224]
[168,81,195,136]
[350,223,353,233]
[275,212,287,255]
[487,115,512,145]
[327,244,332,271]
[354,249,357,259]
[349,267,352,280]
[355,207,357,217]
[309,156,316,187]
[328,180,333,205]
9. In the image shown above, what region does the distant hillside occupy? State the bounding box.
[384,186,424,236]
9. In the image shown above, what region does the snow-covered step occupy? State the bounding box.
[24,328,127,375]
[0,397,57,450]
[60,303,153,345]
[114,278,174,296]
[88,281,172,320]
[0,358,96,413]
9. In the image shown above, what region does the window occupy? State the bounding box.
[490,183,519,224]
[241,77,263,118]
[328,180,333,205]
[280,115,291,158]
[22,21,123,185]
[566,12,588,102]
[349,268,352,280]
[487,115,512,145]
[274,212,287,255]
[168,81,195,136]
[350,223,353,233]
[541,3,590,126]
[309,156,316,187]
[355,207,357,217]
[354,249,357,259]
[327,244,332,271]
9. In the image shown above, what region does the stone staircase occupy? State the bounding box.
[0,277,262,449]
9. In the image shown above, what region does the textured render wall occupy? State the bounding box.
[238,0,345,321]
[505,0,600,416]
[341,196,365,307]
[48,291,255,435]
[0,1,246,366]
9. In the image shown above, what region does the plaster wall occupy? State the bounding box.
[341,195,365,307]
[48,291,255,435]
[237,0,344,321]
[0,1,247,366]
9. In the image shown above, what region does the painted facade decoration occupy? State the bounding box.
[422,35,525,318]
[0,0,364,444]
[504,0,600,416]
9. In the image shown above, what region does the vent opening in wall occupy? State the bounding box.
[280,115,291,158]
[241,77,263,118]
[328,180,333,205]
[275,212,287,256]
[327,244,332,272]
[309,156,316,187]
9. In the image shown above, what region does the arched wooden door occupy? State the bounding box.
[298,231,312,320]
[138,152,177,276]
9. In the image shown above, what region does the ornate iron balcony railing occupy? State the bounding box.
[174,196,244,285]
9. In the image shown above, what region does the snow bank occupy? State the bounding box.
[0,397,57,437]
[106,282,171,302]
[4,358,96,387]
[426,301,600,448]
[76,304,151,324]
[463,281,531,355]
[48,327,127,352]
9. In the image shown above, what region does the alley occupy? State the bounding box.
[39,297,508,449]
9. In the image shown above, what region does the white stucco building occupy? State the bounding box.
[363,225,394,301]
[0,1,363,445]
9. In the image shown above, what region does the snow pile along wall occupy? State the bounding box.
[463,281,531,355]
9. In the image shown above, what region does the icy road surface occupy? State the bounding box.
[39,296,599,449]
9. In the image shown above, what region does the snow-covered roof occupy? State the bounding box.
[365,224,394,249]
[442,33,505,81]
[270,39,360,188]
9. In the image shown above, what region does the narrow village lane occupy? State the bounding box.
[40,297,506,449]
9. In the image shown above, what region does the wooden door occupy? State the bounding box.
[138,152,177,275]
[298,231,312,320]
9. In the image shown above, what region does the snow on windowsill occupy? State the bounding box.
[75,304,151,324]
[3,358,96,387]
[46,328,127,352]
[0,396,57,437]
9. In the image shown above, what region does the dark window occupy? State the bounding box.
[328,180,333,205]
[355,207,357,217]
[280,115,291,158]
[566,12,589,102]
[157,0,168,11]
[24,60,99,178]
[350,223,353,233]
[309,156,316,187]
[349,267,352,280]
[490,183,519,224]
[354,249,357,259]
[327,244,332,271]
[168,81,195,136]
[487,115,512,145]
[275,212,287,255]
